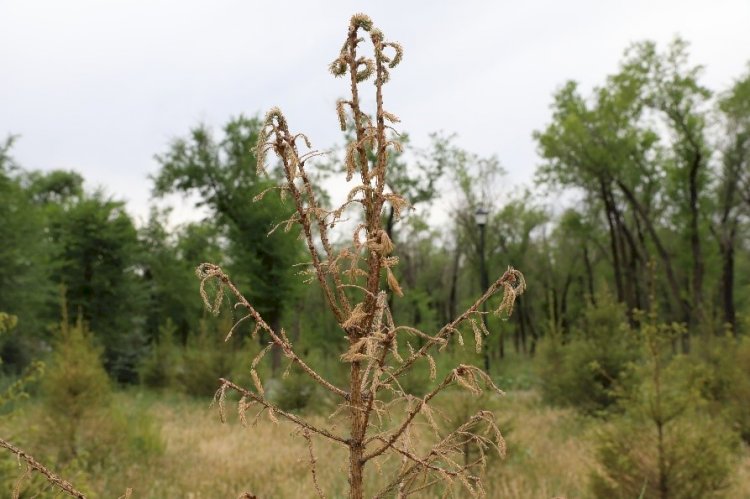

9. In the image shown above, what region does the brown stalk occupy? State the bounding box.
[0,437,86,499]
[201,13,524,498]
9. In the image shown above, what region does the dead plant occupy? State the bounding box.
[198,13,525,498]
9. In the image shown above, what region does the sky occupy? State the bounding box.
[1,0,749,226]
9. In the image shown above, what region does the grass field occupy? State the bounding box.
[3,385,749,498]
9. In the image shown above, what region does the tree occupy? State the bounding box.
[713,65,750,333]
[0,137,53,368]
[47,191,144,382]
[592,306,737,498]
[198,14,525,498]
[137,209,218,344]
[152,116,303,371]
[535,39,724,349]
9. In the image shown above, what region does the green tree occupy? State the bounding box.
[592,308,737,498]
[137,209,217,344]
[42,314,112,460]
[152,116,303,371]
[535,38,726,348]
[47,192,144,382]
[0,137,52,369]
[713,65,750,332]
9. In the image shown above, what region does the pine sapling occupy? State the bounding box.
[197,13,525,498]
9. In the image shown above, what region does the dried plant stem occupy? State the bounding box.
[364,372,453,460]
[303,429,326,499]
[389,267,522,381]
[202,13,523,498]
[201,265,347,400]
[219,378,348,445]
[0,437,86,499]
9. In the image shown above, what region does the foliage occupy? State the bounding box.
[537,294,638,414]
[0,313,44,411]
[592,309,738,498]
[138,319,180,389]
[41,316,113,459]
[152,115,304,350]
[174,317,250,398]
[691,335,750,443]
[0,139,52,368]
[269,367,318,413]
[48,192,145,382]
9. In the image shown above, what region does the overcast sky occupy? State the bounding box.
[1,1,749,225]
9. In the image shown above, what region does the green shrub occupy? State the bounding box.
[269,368,317,412]
[591,313,739,498]
[592,413,737,499]
[537,296,638,414]
[41,317,112,459]
[691,334,750,443]
[174,318,248,397]
[39,317,164,469]
[0,312,44,410]
[139,319,179,389]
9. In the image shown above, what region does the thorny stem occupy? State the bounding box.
[0,437,86,499]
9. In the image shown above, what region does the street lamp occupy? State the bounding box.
[474,207,491,371]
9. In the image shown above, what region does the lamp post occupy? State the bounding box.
[474,207,491,371]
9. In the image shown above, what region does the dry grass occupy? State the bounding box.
[3,388,750,498]
[114,390,593,497]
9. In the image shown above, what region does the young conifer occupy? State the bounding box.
[196,14,525,498]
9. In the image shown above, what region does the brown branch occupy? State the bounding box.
[371,410,499,498]
[274,134,346,324]
[390,267,521,380]
[363,372,453,461]
[199,264,347,399]
[297,159,352,315]
[0,437,87,499]
[302,429,326,499]
[220,378,348,445]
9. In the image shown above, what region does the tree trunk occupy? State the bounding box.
[688,152,705,330]
[583,245,596,306]
[348,361,366,499]
[600,180,625,304]
[448,244,461,323]
[616,180,691,326]
[719,229,737,334]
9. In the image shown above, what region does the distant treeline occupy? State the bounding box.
[0,37,749,385]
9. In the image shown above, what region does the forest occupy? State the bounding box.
[2,14,750,498]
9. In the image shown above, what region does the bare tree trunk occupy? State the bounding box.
[448,243,461,321]
[616,180,692,327]
[688,152,705,333]
[719,229,737,334]
[600,180,625,304]
[583,245,596,306]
